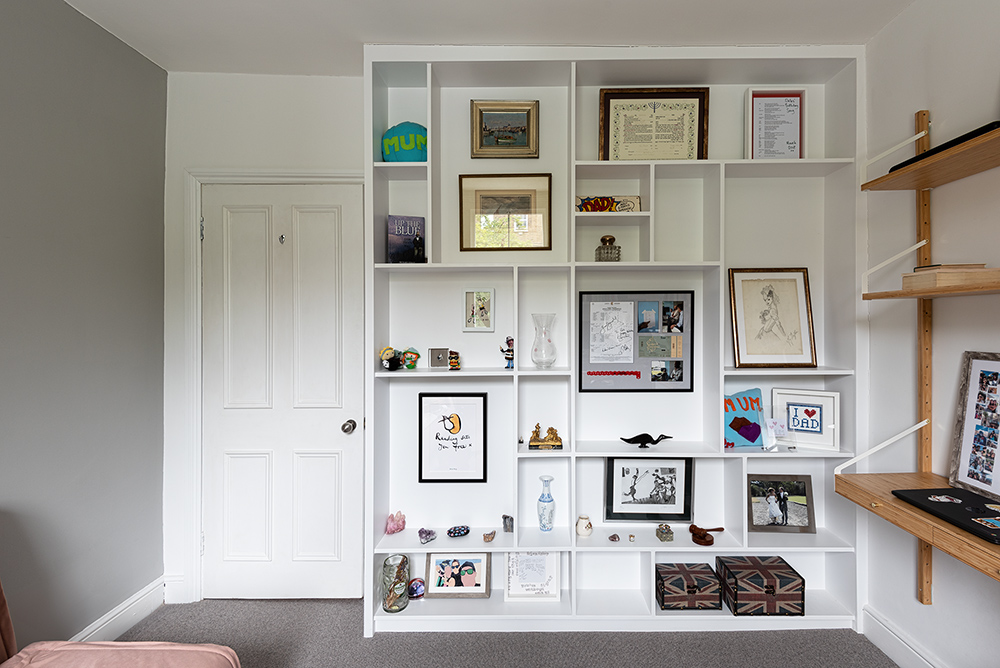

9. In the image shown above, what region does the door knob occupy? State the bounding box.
[341,419,357,434]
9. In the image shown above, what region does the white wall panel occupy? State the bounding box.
[223,451,273,560]
[293,451,342,560]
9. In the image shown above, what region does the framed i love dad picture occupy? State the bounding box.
[771,388,840,452]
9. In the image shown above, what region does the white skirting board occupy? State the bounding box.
[862,606,943,668]
[70,577,164,642]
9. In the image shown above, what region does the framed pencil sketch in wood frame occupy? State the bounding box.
[746,474,816,534]
[599,87,709,161]
[471,100,539,158]
[459,174,552,251]
[729,268,816,368]
[949,351,1000,502]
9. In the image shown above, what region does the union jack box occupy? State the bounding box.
[715,555,804,616]
[655,562,721,610]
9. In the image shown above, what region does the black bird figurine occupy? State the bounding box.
[620,433,672,448]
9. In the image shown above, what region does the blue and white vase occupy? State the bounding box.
[537,475,555,532]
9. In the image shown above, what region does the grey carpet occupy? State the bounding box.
[117,599,900,668]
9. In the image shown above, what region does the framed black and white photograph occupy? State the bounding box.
[604,457,693,522]
[949,351,1000,502]
[462,288,495,332]
[471,99,539,159]
[504,551,560,602]
[418,393,487,483]
[425,553,491,598]
[746,474,816,534]
[771,388,840,452]
[729,268,817,368]
[579,290,694,392]
[459,173,552,251]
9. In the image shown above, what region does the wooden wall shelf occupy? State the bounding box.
[863,283,1000,300]
[836,472,1000,585]
[862,125,1000,191]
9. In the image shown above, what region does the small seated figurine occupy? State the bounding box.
[401,347,420,369]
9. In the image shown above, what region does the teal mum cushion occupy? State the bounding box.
[382,121,427,162]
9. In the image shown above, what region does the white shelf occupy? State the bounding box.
[375,527,517,554]
[724,366,854,376]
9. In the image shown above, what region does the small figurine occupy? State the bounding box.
[502,514,514,533]
[385,510,406,535]
[401,348,420,369]
[380,346,402,371]
[500,336,514,369]
[483,530,496,543]
[620,432,672,449]
[529,423,563,450]
[448,350,461,371]
[447,525,470,537]
[418,527,436,544]
[689,524,724,546]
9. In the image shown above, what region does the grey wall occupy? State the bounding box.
[0,0,166,646]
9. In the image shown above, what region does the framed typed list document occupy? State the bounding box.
[746,88,805,159]
[579,290,694,392]
[599,88,709,161]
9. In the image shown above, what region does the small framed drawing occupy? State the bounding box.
[459,174,552,251]
[462,288,495,332]
[604,457,693,522]
[746,474,816,533]
[729,268,816,368]
[418,393,487,483]
[599,87,709,161]
[949,351,1000,502]
[471,100,539,159]
[425,553,491,598]
[745,88,805,159]
[579,290,694,393]
[504,551,560,601]
[771,388,840,452]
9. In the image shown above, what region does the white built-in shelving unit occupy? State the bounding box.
[363,44,866,635]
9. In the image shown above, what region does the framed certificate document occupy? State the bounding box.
[599,88,709,161]
[746,88,805,159]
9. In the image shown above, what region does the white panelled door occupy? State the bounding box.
[201,183,363,598]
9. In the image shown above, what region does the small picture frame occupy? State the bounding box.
[746,88,805,159]
[462,288,495,332]
[471,100,539,159]
[949,351,1000,502]
[746,474,816,533]
[729,268,817,368]
[771,388,840,452]
[604,457,693,522]
[425,553,491,598]
[504,551,560,601]
[459,174,552,251]
[599,87,709,161]
[418,393,487,483]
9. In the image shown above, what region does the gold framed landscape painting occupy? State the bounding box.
[471,99,539,158]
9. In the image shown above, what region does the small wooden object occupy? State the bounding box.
[690,524,724,546]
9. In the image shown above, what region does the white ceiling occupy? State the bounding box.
[63,0,915,77]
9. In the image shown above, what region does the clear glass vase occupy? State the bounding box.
[537,475,555,532]
[530,313,557,369]
[381,554,409,613]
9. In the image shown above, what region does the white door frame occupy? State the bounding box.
[165,169,363,603]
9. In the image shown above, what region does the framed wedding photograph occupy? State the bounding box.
[471,100,539,158]
[746,88,805,160]
[459,173,552,251]
[604,457,693,522]
[949,351,1000,502]
[771,388,840,452]
[746,474,816,534]
[418,393,487,483]
[462,288,495,332]
[729,268,817,368]
[599,87,709,161]
[504,551,560,602]
[425,553,491,598]
[579,290,694,393]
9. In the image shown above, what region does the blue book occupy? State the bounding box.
[387,215,426,263]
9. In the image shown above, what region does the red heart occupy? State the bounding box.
[804,409,817,418]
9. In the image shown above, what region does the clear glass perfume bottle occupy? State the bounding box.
[595,234,621,262]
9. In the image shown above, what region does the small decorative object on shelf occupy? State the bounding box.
[386,215,426,263]
[528,423,563,450]
[716,555,805,616]
[483,530,496,543]
[502,514,514,533]
[381,554,409,613]
[628,534,636,542]
[537,475,555,531]
[447,525,470,538]
[500,336,514,369]
[385,511,406,535]
[530,313,557,369]
[608,533,620,542]
[724,388,765,449]
[401,348,420,369]
[380,347,402,371]
[690,524,724,546]
[381,121,427,162]
[620,432,671,449]
[418,527,437,544]
[656,524,674,542]
[576,515,593,536]
[575,195,640,212]
[407,578,425,600]
[448,350,461,370]
[428,348,449,368]
[655,562,722,610]
[595,235,621,262]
